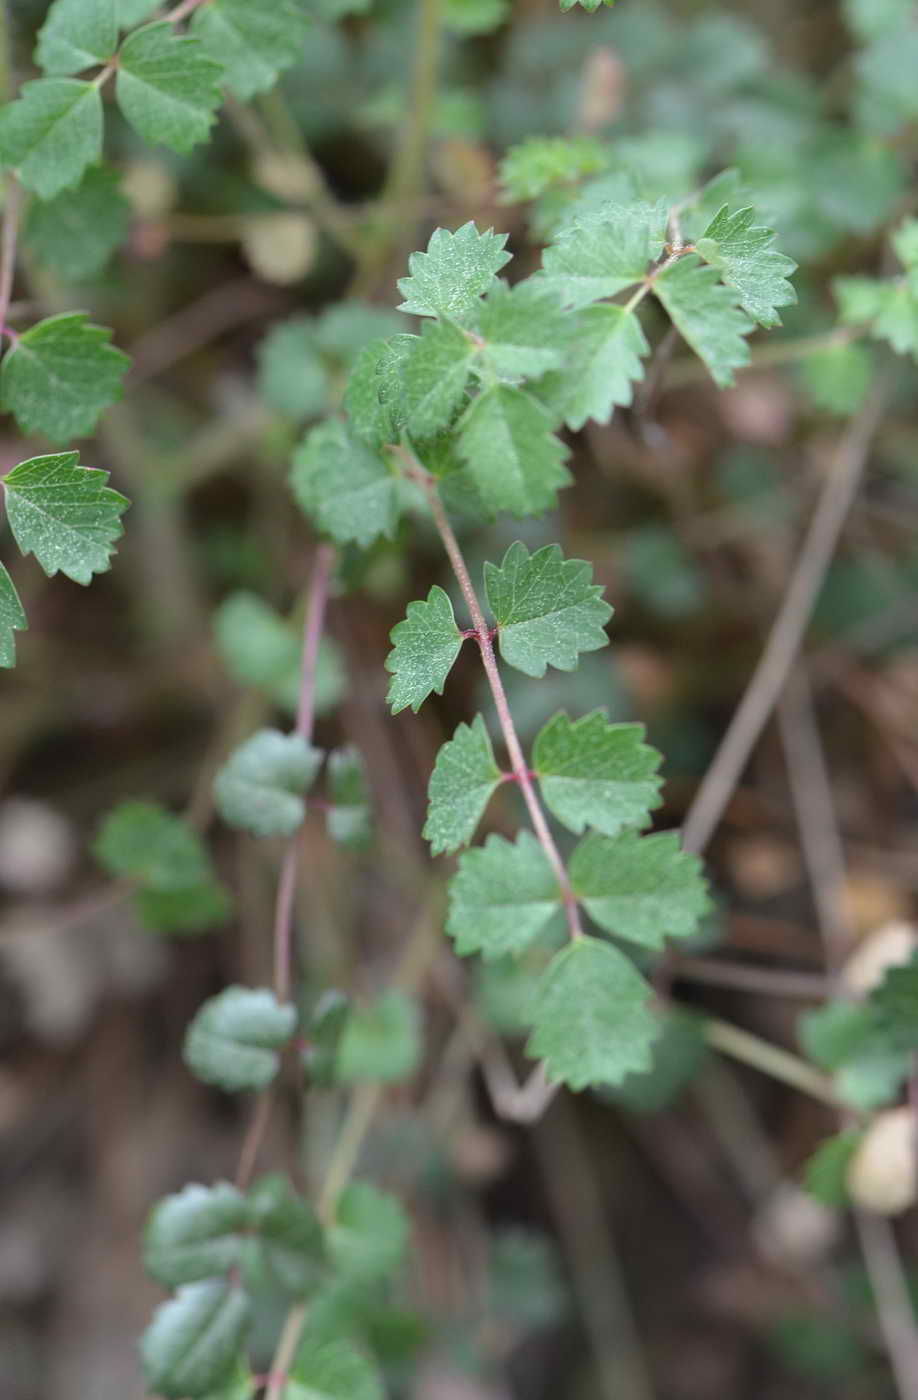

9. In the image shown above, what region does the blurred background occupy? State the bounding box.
[2,0,918,1396]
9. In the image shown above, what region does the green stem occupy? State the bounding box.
[704,1015,839,1106]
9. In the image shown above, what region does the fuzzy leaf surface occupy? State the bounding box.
[0,78,102,198]
[401,319,474,437]
[533,711,661,837]
[36,0,118,75]
[485,541,612,678]
[540,202,664,308]
[0,564,26,669]
[24,165,130,283]
[447,830,561,959]
[2,452,128,585]
[569,831,709,948]
[653,254,752,388]
[385,585,463,714]
[191,0,310,99]
[535,303,649,430]
[288,1340,384,1400]
[695,204,797,329]
[457,386,570,517]
[291,420,397,548]
[116,22,224,153]
[183,986,297,1092]
[424,714,503,854]
[141,1280,250,1400]
[214,729,321,838]
[0,312,129,442]
[144,1183,248,1287]
[397,221,511,320]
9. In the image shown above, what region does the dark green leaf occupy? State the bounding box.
[540,201,664,308]
[447,831,562,959]
[385,585,464,714]
[485,541,612,678]
[401,319,474,438]
[191,0,310,100]
[0,312,129,442]
[116,22,224,154]
[0,78,103,198]
[397,221,511,321]
[24,165,130,283]
[424,714,503,855]
[533,710,661,837]
[695,205,797,329]
[94,800,211,890]
[458,386,570,517]
[803,1130,863,1208]
[243,1174,325,1296]
[534,303,648,430]
[569,830,710,949]
[2,452,128,585]
[36,0,118,75]
[0,562,27,668]
[653,254,753,388]
[288,1340,384,1400]
[291,420,398,549]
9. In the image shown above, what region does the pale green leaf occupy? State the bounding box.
[457,385,570,517]
[344,335,414,449]
[474,281,566,381]
[798,341,873,415]
[533,711,662,837]
[695,205,797,329]
[303,989,351,1087]
[424,714,503,855]
[291,419,398,549]
[498,135,607,203]
[653,254,752,388]
[0,312,129,442]
[527,936,659,1089]
[485,541,612,678]
[2,452,128,585]
[116,22,224,154]
[191,0,310,100]
[24,165,130,283]
[336,991,421,1084]
[540,201,664,308]
[144,1182,248,1287]
[35,0,118,75]
[243,1174,325,1296]
[117,0,159,24]
[607,1008,709,1112]
[94,800,210,890]
[0,78,103,198]
[0,563,26,669]
[288,1340,384,1400]
[401,318,474,437]
[327,1182,408,1282]
[385,584,463,714]
[141,1280,250,1400]
[803,1130,863,1208]
[214,591,344,717]
[214,728,322,838]
[534,303,648,430]
[397,221,511,320]
[326,747,372,849]
[183,986,297,1092]
[569,830,709,949]
[835,275,918,359]
[256,317,329,422]
[447,830,561,959]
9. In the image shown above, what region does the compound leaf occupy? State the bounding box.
[474,281,566,381]
[116,22,224,154]
[447,830,562,959]
[540,201,664,308]
[291,419,398,549]
[183,986,297,1092]
[326,746,372,849]
[327,1182,408,1282]
[191,0,310,100]
[2,452,128,585]
[401,319,474,438]
[527,936,660,1090]
[535,303,649,430]
[0,78,102,198]
[653,254,752,388]
[397,221,511,321]
[0,312,129,442]
[695,204,797,329]
[214,728,322,838]
[533,711,662,837]
[141,1280,250,1400]
[485,541,612,678]
[288,1340,384,1400]
[0,563,27,668]
[385,585,463,715]
[336,991,421,1085]
[569,830,709,949]
[24,165,130,283]
[144,1183,249,1288]
[35,0,118,75]
[457,385,570,517]
[424,714,503,855]
[243,1174,325,1296]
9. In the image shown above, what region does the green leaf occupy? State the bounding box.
[136,882,231,936]
[327,1182,408,1282]
[569,830,709,949]
[540,202,664,309]
[214,591,344,717]
[214,729,322,838]
[183,986,297,1092]
[141,1280,250,1400]
[35,0,118,75]
[401,319,474,437]
[288,1340,384,1400]
[256,317,329,423]
[695,205,797,329]
[397,221,511,321]
[474,281,566,381]
[191,0,309,100]
[534,303,649,431]
[533,711,661,837]
[799,340,873,416]
[798,1000,909,1111]
[336,990,421,1084]
[606,1008,709,1112]
[485,541,612,678]
[303,990,351,1087]
[457,385,570,517]
[0,312,129,443]
[653,254,753,388]
[424,714,503,855]
[24,165,130,283]
[447,831,561,959]
[835,275,918,359]
[869,951,918,1049]
[799,1000,878,1070]
[344,335,414,449]
[291,420,398,549]
[499,135,607,203]
[144,1182,248,1287]
[2,452,128,585]
[94,800,210,890]
[243,1174,325,1296]
[385,585,463,715]
[528,936,659,1089]
[803,1130,863,1208]
[0,563,27,669]
[116,22,224,154]
[326,747,372,849]
[0,78,103,199]
[117,0,159,24]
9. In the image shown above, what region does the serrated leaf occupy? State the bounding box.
[35,0,118,75]
[183,986,297,1092]
[869,951,918,1049]
[243,1174,325,1296]
[653,254,752,388]
[336,991,421,1084]
[144,1182,248,1287]
[0,78,102,199]
[303,989,350,1086]
[0,563,27,669]
[695,205,797,329]
[291,419,398,549]
[94,800,211,890]
[533,711,662,837]
[288,1340,384,1400]
[385,585,463,714]
[0,312,129,443]
[327,1182,408,1281]
[474,281,566,381]
[447,830,561,959]
[485,541,612,678]
[2,452,128,585]
[397,221,511,321]
[540,201,664,309]
[344,335,414,449]
[606,1008,709,1112]
[457,385,570,517]
[326,747,372,849]
[116,22,224,154]
[534,303,649,431]
[314,303,403,364]
[424,714,503,855]
[528,935,659,1089]
[141,1280,250,1400]
[214,729,322,838]
[401,319,474,437]
[499,135,607,203]
[835,275,918,359]
[214,591,344,718]
[24,165,130,283]
[803,1130,863,1208]
[256,317,329,422]
[569,830,709,949]
[191,0,309,100]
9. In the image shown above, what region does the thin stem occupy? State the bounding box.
[855,1211,918,1400]
[675,954,829,1000]
[422,475,582,939]
[0,178,21,338]
[166,0,209,23]
[296,543,335,743]
[264,1302,309,1400]
[704,1016,839,1106]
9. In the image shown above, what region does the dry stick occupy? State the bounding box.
[681,376,890,858]
[675,954,829,1000]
